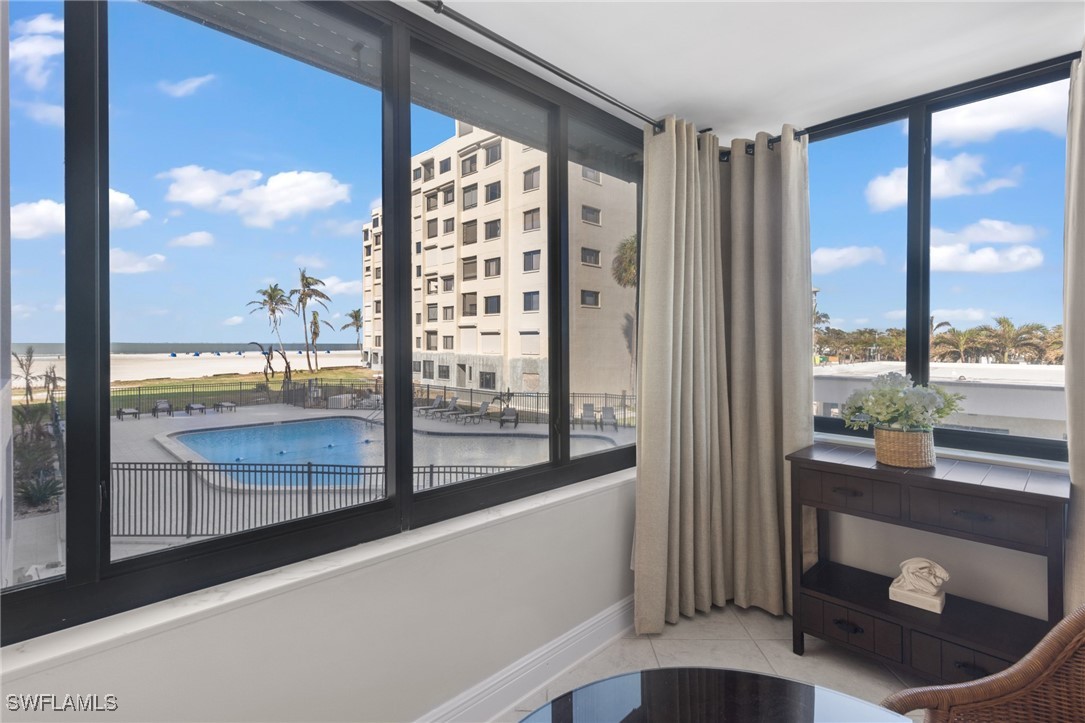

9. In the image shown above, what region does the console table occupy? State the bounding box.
[788,442,1070,684]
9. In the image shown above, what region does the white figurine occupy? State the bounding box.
[889,557,950,613]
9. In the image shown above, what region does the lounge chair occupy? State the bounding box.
[116,407,139,421]
[600,406,618,431]
[185,403,207,415]
[416,395,444,416]
[432,397,461,421]
[457,401,490,424]
[576,403,597,429]
[499,406,518,429]
[151,399,173,418]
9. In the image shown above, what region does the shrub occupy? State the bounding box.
[15,473,64,507]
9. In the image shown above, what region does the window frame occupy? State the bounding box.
[524,165,541,191]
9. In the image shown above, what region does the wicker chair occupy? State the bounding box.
[881,604,1085,722]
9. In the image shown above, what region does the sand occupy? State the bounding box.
[21,350,368,385]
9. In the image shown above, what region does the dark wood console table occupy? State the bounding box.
[788,442,1070,684]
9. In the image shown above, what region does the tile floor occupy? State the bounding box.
[496,604,927,722]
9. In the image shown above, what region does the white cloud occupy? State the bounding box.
[852,318,869,325]
[17,100,63,127]
[930,243,1043,273]
[811,245,885,274]
[9,16,64,90]
[168,231,215,247]
[110,248,166,274]
[319,218,367,237]
[931,307,992,322]
[369,197,383,212]
[222,316,244,326]
[109,189,151,229]
[11,198,65,239]
[930,219,1037,247]
[53,297,65,313]
[933,80,1069,146]
[157,74,217,98]
[158,165,350,228]
[12,303,36,320]
[884,309,908,320]
[323,276,364,296]
[294,254,326,269]
[866,154,1019,212]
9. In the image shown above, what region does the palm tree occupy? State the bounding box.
[1044,325,1064,364]
[309,311,334,371]
[976,316,1047,364]
[881,328,907,362]
[247,284,294,359]
[340,309,364,360]
[932,327,982,363]
[292,268,332,373]
[12,346,41,402]
[611,234,638,288]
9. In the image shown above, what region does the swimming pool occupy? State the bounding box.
[174,417,613,467]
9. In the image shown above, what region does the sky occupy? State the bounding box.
[8,2,1071,343]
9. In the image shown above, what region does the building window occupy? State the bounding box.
[524,166,540,191]
[422,160,434,181]
[463,220,478,245]
[580,290,600,307]
[461,155,477,175]
[427,219,438,238]
[523,291,540,312]
[442,275,454,292]
[523,250,541,272]
[484,219,501,240]
[479,371,496,390]
[485,181,501,203]
[374,300,383,313]
[484,295,501,314]
[462,257,477,281]
[374,232,381,247]
[413,167,422,181]
[426,193,438,211]
[426,278,439,295]
[581,247,601,266]
[426,331,438,350]
[363,228,370,240]
[438,364,450,380]
[416,265,422,278]
[375,267,382,280]
[485,143,501,165]
[581,205,602,225]
[581,166,601,183]
[463,184,478,209]
[462,292,478,316]
[524,208,541,231]
[442,336,454,350]
[365,245,372,257]
[427,304,438,322]
[416,337,422,349]
[415,241,422,254]
[373,216,380,228]
[443,218,454,234]
[375,336,383,348]
[443,306,455,321]
[422,360,434,378]
[442,186,454,205]
[412,360,422,373]
[415,312,422,325]
[484,258,501,278]
[439,157,451,174]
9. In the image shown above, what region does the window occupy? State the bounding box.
[443,306,455,321]
[524,250,541,272]
[461,155,477,175]
[581,247,601,265]
[375,300,383,313]
[416,265,422,278]
[485,219,501,240]
[462,293,478,316]
[581,205,602,225]
[462,257,477,281]
[438,365,450,380]
[426,278,438,295]
[415,241,422,254]
[463,184,478,209]
[524,291,540,312]
[427,304,438,322]
[582,166,601,183]
[426,331,438,350]
[426,193,438,210]
[422,160,434,181]
[365,245,372,257]
[416,337,422,349]
[375,267,382,280]
[413,167,422,181]
[439,157,451,173]
[443,218,454,234]
[443,336,454,350]
[580,290,600,307]
[440,187,453,205]
[422,360,434,378]
[484,296,501,314]
[364,228,371,240]
[485,181,501,203]
[375,335,382,348]
[524,166,541,191]
[479,372,496,390]
[521,331,541,356]
[485,143,502,165]
[373,216,380,228]
[524,208,541,231]
[427,219,438,238]
[463,220,478,245]
[374,233,381,247]
[484,258,501,278]
[441,276,454,292]
[416,312,422,325]
[413,360,422,373]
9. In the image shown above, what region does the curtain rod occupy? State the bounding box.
[419,0,664,131]
[717,130,809,162]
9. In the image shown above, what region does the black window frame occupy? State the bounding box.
[479,371,497,390]
[580,247,600,265]
[580,289,601,307]
[1,0,641,645]
[581,204,601,225]
[524,165,541,191]
[484,295,501,315]
[484,180,501,203]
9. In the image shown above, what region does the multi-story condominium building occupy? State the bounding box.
[361,121,637,397]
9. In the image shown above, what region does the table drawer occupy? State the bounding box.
[910,488,1046,547]
[804,595,901,663]
[910,632,1012,682]
[799,470,900,519]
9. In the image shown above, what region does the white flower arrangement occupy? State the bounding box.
[841,372,964,432]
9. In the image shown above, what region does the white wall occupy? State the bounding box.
[1,471,636,722]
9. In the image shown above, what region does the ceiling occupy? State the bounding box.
[395,1,1084,140]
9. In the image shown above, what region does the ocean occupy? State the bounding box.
[11,342,357,356]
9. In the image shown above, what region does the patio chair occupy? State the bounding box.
[432,397,461,421]
[499,406,518,429]
[600,406,618,431]
[457,401,490,424]
[881,603,1085,722]
[576,403,597,429]
[115,407,140,421]
[416,395,444,416]
[151,399,173,418]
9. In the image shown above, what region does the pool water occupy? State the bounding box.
[175,417,612,467]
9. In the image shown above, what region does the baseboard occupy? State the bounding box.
[417,595,634,723]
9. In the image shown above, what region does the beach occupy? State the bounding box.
[21,350,368,385]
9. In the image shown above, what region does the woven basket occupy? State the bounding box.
[874,426,935,468]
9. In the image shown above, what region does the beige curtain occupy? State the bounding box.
[1065,53,1084,612]
[633,119,812,634]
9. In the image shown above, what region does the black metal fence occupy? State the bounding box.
[111,461,512,537]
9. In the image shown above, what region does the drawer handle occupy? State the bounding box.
[832,487,864,498]
[952,509,993,523]
[954,661,990,678]
[832,618,864,635]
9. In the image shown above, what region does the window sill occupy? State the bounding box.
[812,431,1070,473]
